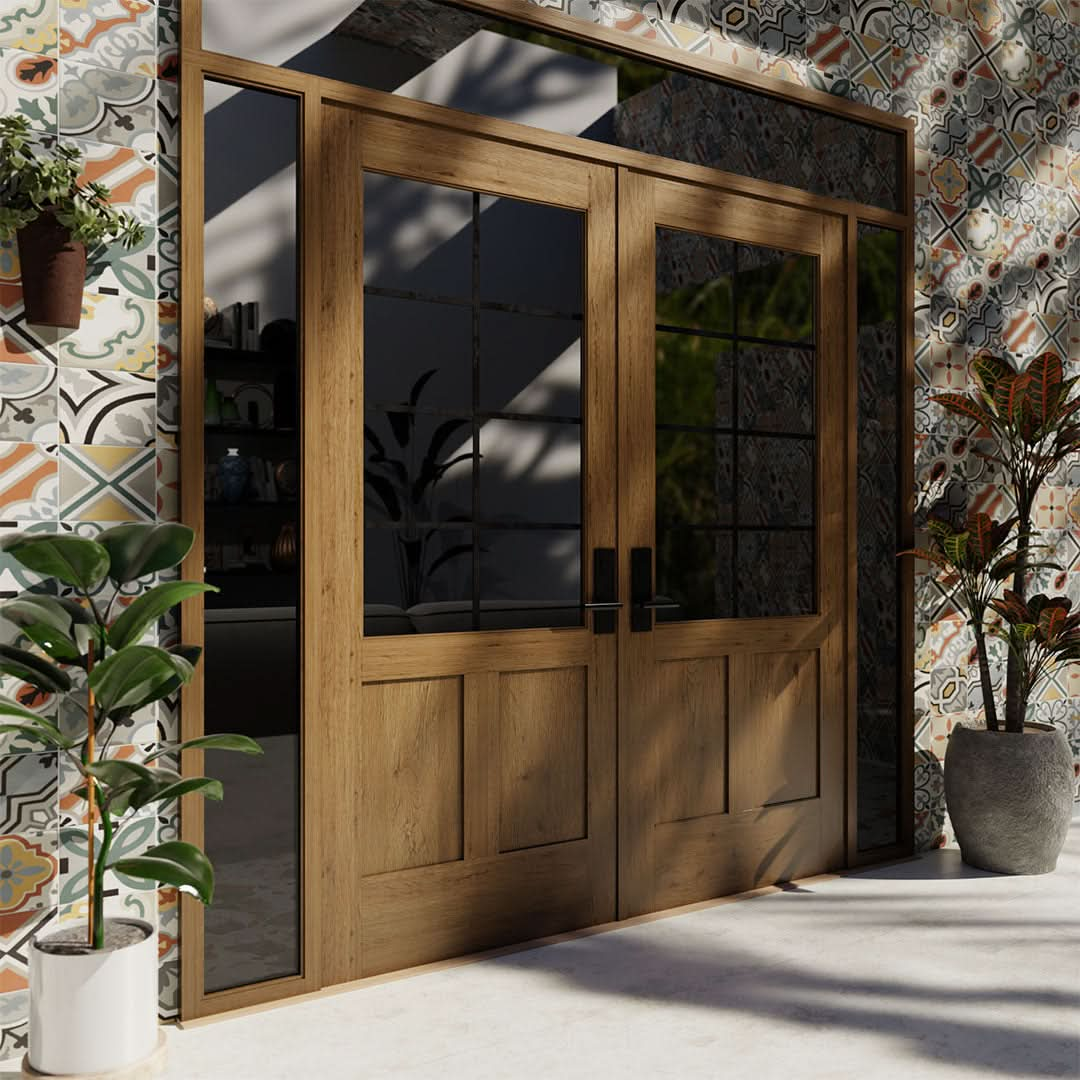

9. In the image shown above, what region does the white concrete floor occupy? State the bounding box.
[9,817,1080,1080]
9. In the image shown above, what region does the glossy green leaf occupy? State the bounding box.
[0,717,73,750]
[0,535,109,592]
[96,523,195,584]
[0,594,84,662]
[143,732,262,764]
[128,775,223,812]
[0,644,71,693]
[88,646,194,718]
[109,841,214,904]
[120,645,202,714]
[84,758,156,789]
[108,581,217,651]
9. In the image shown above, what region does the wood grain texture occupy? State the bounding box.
[731,650,820,811]
[654,659,728,824]
[362,678,465,876]
[498,668,588,852]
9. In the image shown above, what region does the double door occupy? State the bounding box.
[319,101,847,979]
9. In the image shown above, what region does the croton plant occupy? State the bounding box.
[0,524,260,949]
[903,351,1080,733]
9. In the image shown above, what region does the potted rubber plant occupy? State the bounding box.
[0,114,145,328]
[0,524,260,1076]
[903,351,1079,873]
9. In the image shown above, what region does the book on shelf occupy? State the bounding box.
[242,302,261,351]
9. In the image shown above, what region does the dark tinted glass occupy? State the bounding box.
[202,80,301,993]
[856,224,902,851]
[363,175,585,634]
[202,0,902,210]
[655,228,816,621]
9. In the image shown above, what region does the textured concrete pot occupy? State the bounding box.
[16,210,87,329]
[28,919,161,1076]
[945,722,1074,875]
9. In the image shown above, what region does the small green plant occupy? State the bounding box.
[0,524,260,950]
[0,115,145,248]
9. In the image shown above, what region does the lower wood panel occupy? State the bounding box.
[361,841,594,975]
[652,802,825,910]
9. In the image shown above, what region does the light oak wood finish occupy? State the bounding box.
[616,175,850,916]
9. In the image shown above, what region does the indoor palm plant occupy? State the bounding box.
[904,351,1079,873]
[0,523,260,1076]
[0,114,146,329]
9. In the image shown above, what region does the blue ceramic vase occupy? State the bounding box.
[219,448,249,504]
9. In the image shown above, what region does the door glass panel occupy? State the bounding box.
[856,224,903,851]
[363,175,585,634]
[201,80,302,992]
[655,228,816,621]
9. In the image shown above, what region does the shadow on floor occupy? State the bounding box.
[496,888,1080,1076]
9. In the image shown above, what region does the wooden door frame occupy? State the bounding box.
[179,5,915,1019]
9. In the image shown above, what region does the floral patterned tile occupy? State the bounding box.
[0,0,57,55]
[59,0,155,76]
[58,367,155,447]
[156,152,178,302]
[0,46,57,132]
[58,443,154,521]
[0,907,53,1000]
[0,752,57,835]
[155,75,177,157]
[0,832,57,916]
[0,362,57,443]
[57,814,155,911]
[0,280,61,367]
[58,292,156,374]
[155,445,176,521]
[156,300,177,377]
[157,2,177,81]
[58,56,154,151]
[0,441,56,520]
[75,137,155,226]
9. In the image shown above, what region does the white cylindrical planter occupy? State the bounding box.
[28,919,160,1077]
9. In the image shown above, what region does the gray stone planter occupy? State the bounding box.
[945,721,1074,875]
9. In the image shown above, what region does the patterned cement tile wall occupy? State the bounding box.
[0,0,179,1055]
[544,0,1079,853]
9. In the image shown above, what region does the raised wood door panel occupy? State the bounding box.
[319,100,617,982]
[617,169,847,917]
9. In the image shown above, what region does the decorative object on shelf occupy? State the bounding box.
[0,116,145,329]
[233,383,274,429]
[262,319,298,429]
[0,524,261,1076]
[219,447,250,504]
[274,459,299,500]
[271,521,298,572]
[900,352,1080,874]
[220,394,242,427]
[242,301,261,351]
[204,379,222,427]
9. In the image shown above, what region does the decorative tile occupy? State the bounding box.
[58,56,154,151]
[759,2,806,61]
[58,367,155,447]
[156,300,177,377]
[0,362,57,442]
[58,292,156,374]
[58,443,154,520]
[0,442,56,520]
[0,0,57,55]
[155,76,177,158]
[59,0,155,76]
[0,908,53,997]
[0,752,57,835]
[0,833,57,915]
[806,17,849,74]
[0,280,61,367]
[155,446,177,522]
[58,814,155,908]
[0,47,57,132]
[848,29,891,90]
[156,153,178,301]
[157,3,177,81]
[156,373,176,448]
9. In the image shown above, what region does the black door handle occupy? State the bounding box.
[590,548,618,635]
[631,547,681,631]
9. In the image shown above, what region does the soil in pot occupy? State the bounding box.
[34,920,150,956]
[945,721,1074,875]
[16,210,87,329]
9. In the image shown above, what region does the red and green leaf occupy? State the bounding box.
[929,393,996,431]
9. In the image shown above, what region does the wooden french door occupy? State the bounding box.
[320,103,619,979]
[318,104,849,981]
[615,171,848,916]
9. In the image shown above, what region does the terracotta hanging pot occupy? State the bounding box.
[16,208,86,329]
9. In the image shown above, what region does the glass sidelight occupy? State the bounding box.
[201,80,302,992]
[654,228,817,621]
[362,175,586,635]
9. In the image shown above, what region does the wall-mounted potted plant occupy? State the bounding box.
[0,115,145,329]
[0,524,260,1076]
[903,351,1079,874]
